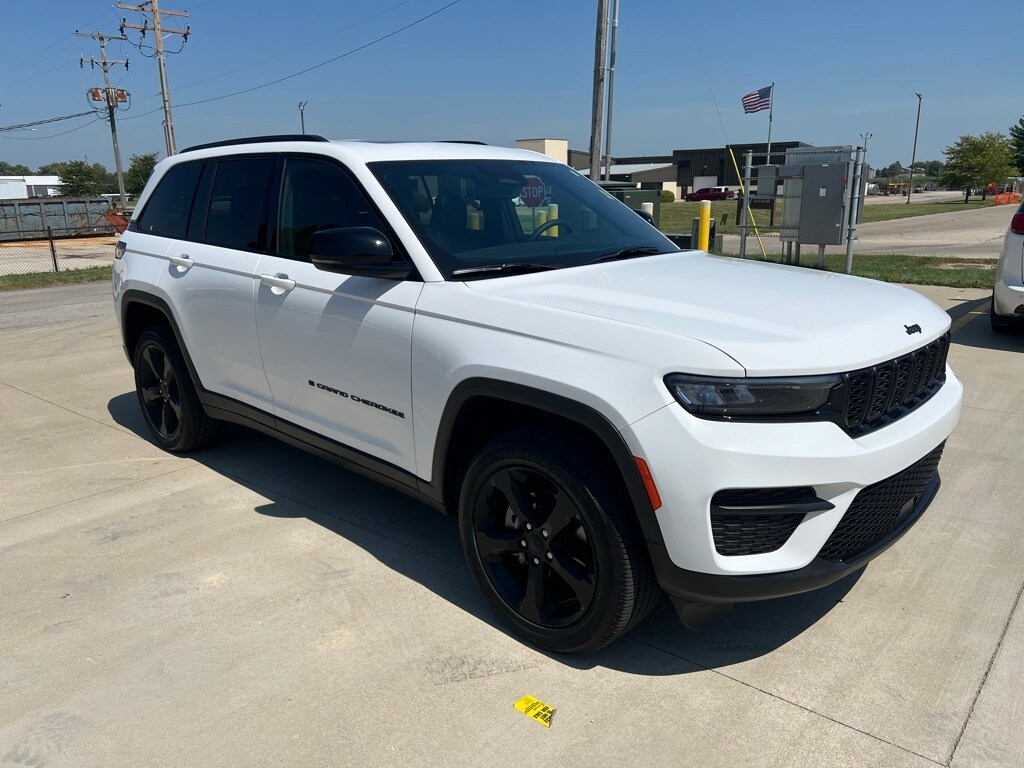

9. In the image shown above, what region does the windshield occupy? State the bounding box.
[369,159,677,279]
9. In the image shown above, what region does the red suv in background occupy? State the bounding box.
[685,186,734,201]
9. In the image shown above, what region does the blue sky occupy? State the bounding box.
[1,0,1020,171]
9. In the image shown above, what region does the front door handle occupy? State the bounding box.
[168,254,193,272]
[260,273,296,294]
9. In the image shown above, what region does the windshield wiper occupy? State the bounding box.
[452,263,558,278]
[587,245,666,265]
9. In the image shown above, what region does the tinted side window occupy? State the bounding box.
[205,157,274,251]
[136,162,202,238]
[277,157,386,260]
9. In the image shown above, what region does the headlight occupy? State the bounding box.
[664,373,841,418]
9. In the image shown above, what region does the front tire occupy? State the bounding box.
[133,325,218,452]
[458,428,659,653]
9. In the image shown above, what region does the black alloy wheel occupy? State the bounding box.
[459,428,659,653]
[473,464,597,628]
[138,342,182,441]
[133,325,218,452]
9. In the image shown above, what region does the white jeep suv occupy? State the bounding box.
[113,136,962,653]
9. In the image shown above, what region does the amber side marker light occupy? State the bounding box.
[633,456,663,510]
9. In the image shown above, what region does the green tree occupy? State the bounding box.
[941,132,1017,202]
[40,160,113,196]
[0,160,32,175]
[124,152,158,197]
[1009,116,1024,176]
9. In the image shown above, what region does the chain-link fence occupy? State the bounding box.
[0,228,118,277]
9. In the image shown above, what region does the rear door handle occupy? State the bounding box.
[168,254,193,272]
[260,273,296,293]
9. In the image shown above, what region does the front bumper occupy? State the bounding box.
[622,367,962,596]
[649,473,939,603]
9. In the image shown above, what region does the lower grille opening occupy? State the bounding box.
[711,487,823,556]
[818,442,945,563]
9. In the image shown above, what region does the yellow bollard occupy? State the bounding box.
[535,207,548,236]
[698,200,711,251]
[547,203,558,237]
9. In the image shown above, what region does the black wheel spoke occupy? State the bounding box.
[167,394,182,419]
[544,490,579,539]
[159,403,172,436]
[489,470,537,524]
[476,527,523,563]
[141,346,163,380]
[548,551,595,605]
[518,565,547,623]
[141,385,162,404]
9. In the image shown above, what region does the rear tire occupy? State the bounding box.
[458,427,659,653]
[133,325,218,452]
[991,294,1016,334]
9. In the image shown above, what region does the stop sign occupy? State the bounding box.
[520,176,546,207]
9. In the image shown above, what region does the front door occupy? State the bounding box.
[254,155,421,473]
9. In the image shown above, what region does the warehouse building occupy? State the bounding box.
[0,175,63,200]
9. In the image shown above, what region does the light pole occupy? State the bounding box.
[859,132,873,154]
[298,100,308,135]
[906,93,922,204]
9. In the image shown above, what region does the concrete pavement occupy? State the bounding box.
[1,281,1023,767]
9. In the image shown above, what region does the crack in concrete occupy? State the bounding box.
[947,576,1024,766]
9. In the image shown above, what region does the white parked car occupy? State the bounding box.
[113,136,962,652]
[992,201,1024,332]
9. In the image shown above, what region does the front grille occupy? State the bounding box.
[818,442,945,563]
[710,487,815,556]
[843,333,949,435]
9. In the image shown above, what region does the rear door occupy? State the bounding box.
[253,155,421,473]
[160,155,275,411]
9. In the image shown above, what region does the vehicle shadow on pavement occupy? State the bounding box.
[948,297,1024,352]
[109,391,859,674]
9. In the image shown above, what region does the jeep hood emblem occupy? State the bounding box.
[904,324,922,335]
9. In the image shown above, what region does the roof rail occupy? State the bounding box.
[436,140,488,145]
[179,134,329,153]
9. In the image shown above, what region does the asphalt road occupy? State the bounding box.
[725,203,1014,260]
[2,281,1024,767]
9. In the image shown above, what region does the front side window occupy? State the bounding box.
[204,157,274,251]
[277,157,386,260]
[370,159,675,279]
[136,161,202,238]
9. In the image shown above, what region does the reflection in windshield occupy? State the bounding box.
[370,159,677,279]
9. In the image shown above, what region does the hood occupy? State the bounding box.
[466,252,951,376]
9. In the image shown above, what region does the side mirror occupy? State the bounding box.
[632,208,655,225]
[310,227,414,279]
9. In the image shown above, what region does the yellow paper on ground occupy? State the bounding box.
[514,694,555,728]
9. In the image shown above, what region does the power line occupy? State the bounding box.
[160,0,416,98]
[0,117,103,141]
[0,110,95,133]
[176,1,460,110]
[3,8,110,76]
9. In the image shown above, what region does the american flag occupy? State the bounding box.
[742,86,772,114]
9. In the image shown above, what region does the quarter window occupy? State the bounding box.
[277,157,386,260]
[136,161,202,238]
[204,157,274,251]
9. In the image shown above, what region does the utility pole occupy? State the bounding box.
[906,93,922,204]
[118,0,190,156]
[77,30,130,210]
[601,0,619,181]
[588,0,609,181]
[298,101,308,135]
[859,132,873,155]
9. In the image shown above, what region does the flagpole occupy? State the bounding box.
[766,82,775,164]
